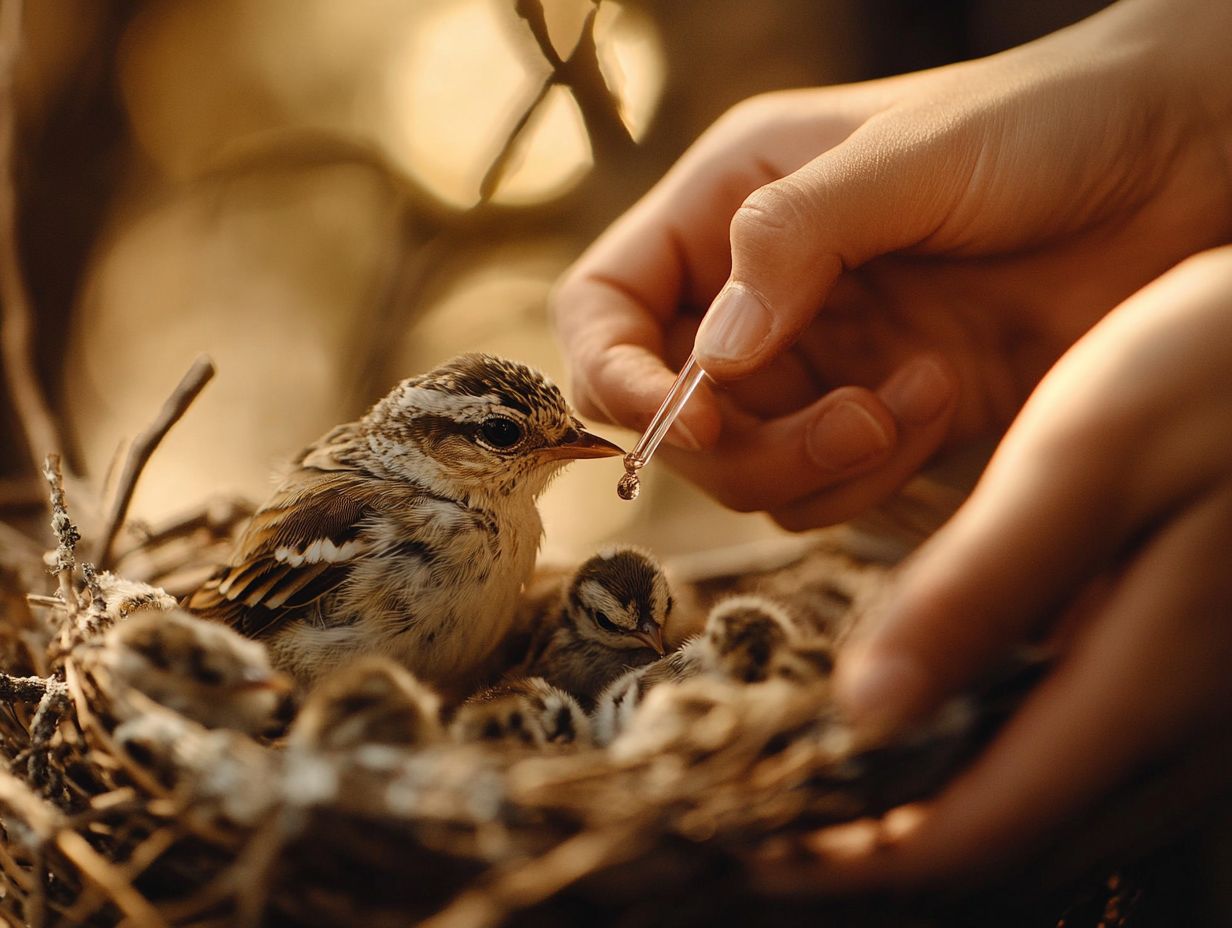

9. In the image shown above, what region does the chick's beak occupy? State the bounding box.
[633,625,666,656]
[540,427,624,462]
[237,667,296,695]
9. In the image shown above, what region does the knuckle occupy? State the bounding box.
[717,91,793,136]
[731,180,813,250]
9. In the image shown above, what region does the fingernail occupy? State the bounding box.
[834,649,929,744]
[807,400,892,473]
[694,284,772,363]
[881,357,952,426]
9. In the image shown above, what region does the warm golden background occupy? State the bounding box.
[1,0,1106,564]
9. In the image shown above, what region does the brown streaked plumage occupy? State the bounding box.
[711,595,835,685]
[451,676,589,747]
[186,354,621,689]
[78,608,293,736]
[520,545,671,708]
[591,594,834,745]
[287,656,443,752]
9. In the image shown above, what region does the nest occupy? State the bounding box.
[0,372,1143,928]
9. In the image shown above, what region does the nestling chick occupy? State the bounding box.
[522,545,671,707]
[591,594,832,745]
[80,608,292,735]
[605,675,748,762]
[112,711,279,829]
[591,641,704,746]
[187,354,622,690]
[702,594,833,684]
[451,677,589,748]
[288,656,443,752]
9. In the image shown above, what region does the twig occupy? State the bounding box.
[41,454,78,621]
[110,495,252,564]
[420,823,648,928]
[26,684,69,791]
[56,830,168,927]
[474,0,569,202]
[96,354,216,568]
[57,823,175,927]
[0,673,60,703]
[0,769,57,928]
[515,0,636,160]
[75,561,112,642]
[0,0,67,479]
[28,844,46,928]
[478,78,554,202]
[514,0,564,69]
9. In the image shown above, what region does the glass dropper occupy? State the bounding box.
[617,353,710,500]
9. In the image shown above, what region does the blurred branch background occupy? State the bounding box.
[0,0,1108,561]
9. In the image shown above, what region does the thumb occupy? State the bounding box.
[693,114,973,379]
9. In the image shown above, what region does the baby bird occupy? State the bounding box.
[287,656,443,752]
[592,642,704,746]
[591,594,832,745]
[522,546,671,707]
[451,677,589,748]
[80,608,293,735]
[702,595,833,685]
[187,354,622,690]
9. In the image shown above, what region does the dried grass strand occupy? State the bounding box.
[56,829,169,928]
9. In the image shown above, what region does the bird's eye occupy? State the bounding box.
[479,416,523,449]
[594,611,622,633]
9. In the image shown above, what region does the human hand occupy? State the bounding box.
[553,0,1232,528]
[767,246,1232,891]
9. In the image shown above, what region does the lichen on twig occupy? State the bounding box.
[41,453,79,621]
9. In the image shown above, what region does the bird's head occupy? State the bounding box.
[359,353,622,497]
[566,545,671,655]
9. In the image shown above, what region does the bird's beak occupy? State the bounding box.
[540,428,624,462]
[633,625,666,656]
[237,667,296,695]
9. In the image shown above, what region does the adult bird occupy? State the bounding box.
[187,353,622,692]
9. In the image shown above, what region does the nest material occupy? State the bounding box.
[0,457,1138,928]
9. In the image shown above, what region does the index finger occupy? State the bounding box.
[552,184,736,445]
[553,90,873,443]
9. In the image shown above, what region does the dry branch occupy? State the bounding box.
[96,354,216,568]
[515,0,636,161]
[41,454,78,621]
[478,79,554,203]
[0,672,60,703]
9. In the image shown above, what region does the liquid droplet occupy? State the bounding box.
[617,472,640,501]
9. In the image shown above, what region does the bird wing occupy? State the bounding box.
[186,469,383,639]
